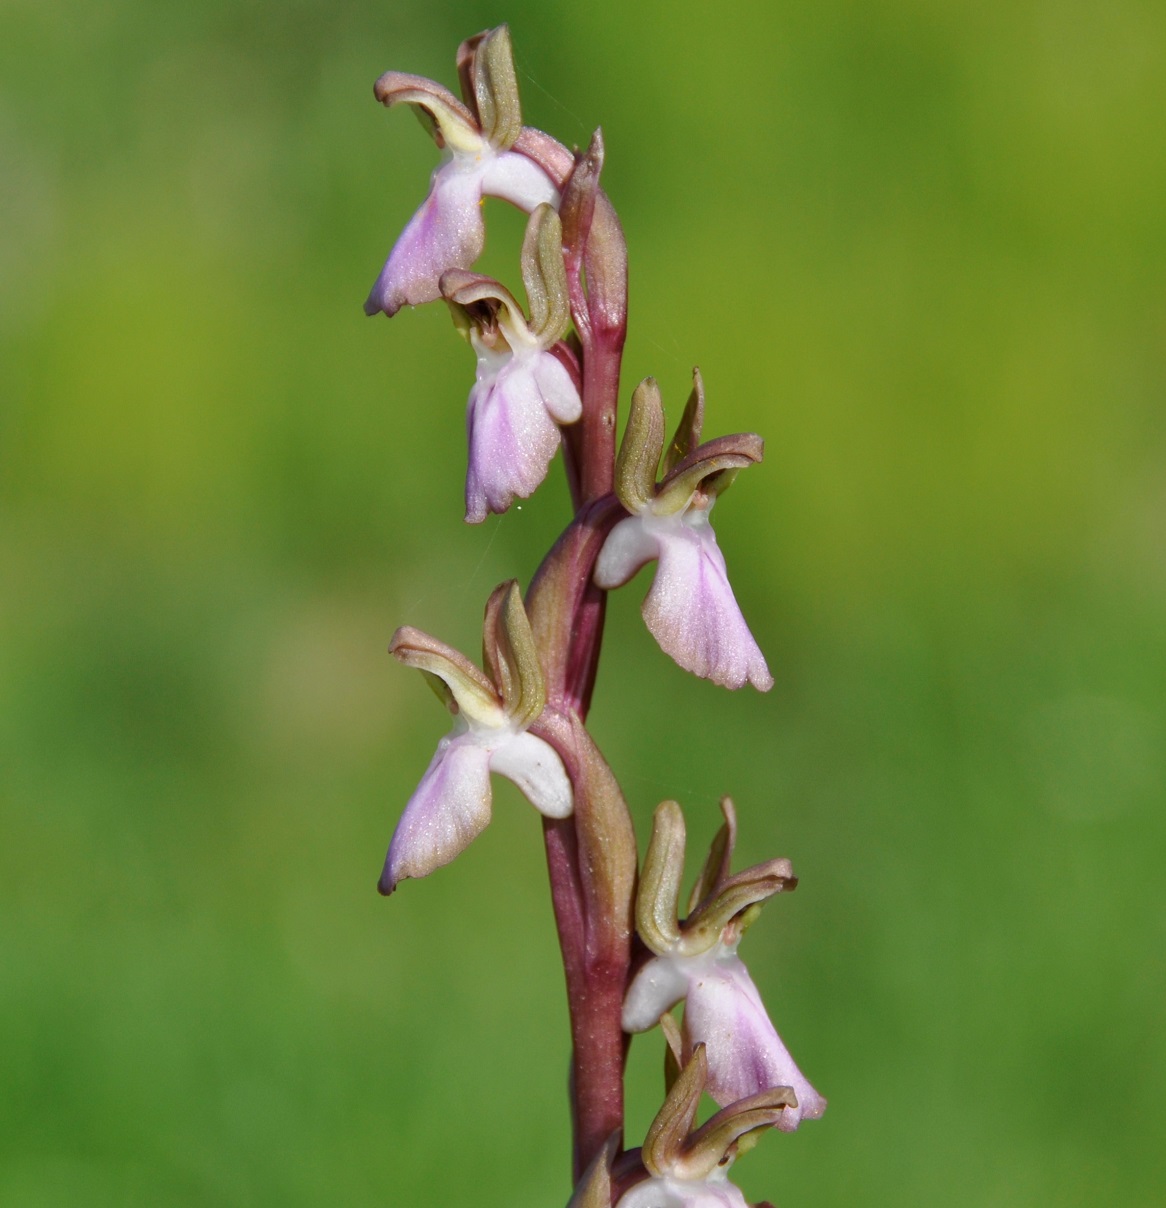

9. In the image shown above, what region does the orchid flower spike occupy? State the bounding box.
[442,204,582,522]
[380,581,572,894]
[617,1045,796,1208]
[622,799,826,1131]
[594,372,772,691]
[365,25,560,317]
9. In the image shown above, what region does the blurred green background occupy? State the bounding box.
[2,0,1164,1204]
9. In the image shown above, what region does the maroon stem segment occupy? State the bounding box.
[521,132,634,1182]
[530,709,636,1181]
[527,494,633,1187]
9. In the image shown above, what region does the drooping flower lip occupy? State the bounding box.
[639,512,774,692]
[593,500,773,693]
[378,723,573,894]
[464,349,582,523]
[363,150,560,318]
[381,729,492,892]
[683,954,827,1130]
[363,160,490,318]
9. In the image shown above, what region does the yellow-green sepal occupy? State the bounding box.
[615,377,666,513]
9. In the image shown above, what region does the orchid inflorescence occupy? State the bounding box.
[363,26,825,1204]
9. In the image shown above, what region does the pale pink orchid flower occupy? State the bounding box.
[364,36,559,318]
[595,374,772,691]
[381,584,572,894]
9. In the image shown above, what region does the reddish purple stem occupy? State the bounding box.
[520,130,633,1182]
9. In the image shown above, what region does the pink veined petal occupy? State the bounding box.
[641,513,773,691]
[594,514,661,591]
[488,730,574,819]
[364,158,488,318]
[380,733,493,894]
[464,355,562,522]
[683,956,826,1132]
[480,150,560,211]
[531,350,582,424]
[622,954,690,1033]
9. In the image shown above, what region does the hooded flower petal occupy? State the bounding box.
[481,150,560,210]
[683,954,826,1132]
[365,158,489,317]
[593,512,661,590]
[622,954,691,1033]
[488,729,573,818]
[465,347,579,522]
[380,729,493,893]
[531,350,583,424]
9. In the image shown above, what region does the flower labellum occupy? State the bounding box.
[622,799,826,1131]
[594,373,772,691]
[380,581,572,894]
[365,26,560,318]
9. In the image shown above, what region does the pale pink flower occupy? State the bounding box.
[381,584,571,894]
[594,373,771,691]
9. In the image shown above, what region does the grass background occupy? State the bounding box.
[2,0,1164,1204]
